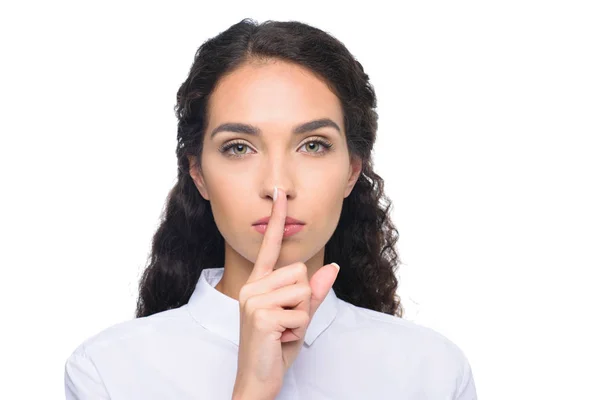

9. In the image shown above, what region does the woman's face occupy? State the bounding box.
[189,60,362,269]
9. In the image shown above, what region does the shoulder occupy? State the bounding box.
[336,299,471,370]
[64,306,193,398]
[67,305,191,359]
[327,300,477,398]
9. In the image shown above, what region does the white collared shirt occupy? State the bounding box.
[64,267,477,399]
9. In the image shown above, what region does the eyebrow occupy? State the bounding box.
[209,118,342,139]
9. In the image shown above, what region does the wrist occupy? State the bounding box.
[232,390,275,400]
[232,380,277,400]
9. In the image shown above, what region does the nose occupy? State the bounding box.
[259,154,295,201]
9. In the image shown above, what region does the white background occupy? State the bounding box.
[1,1,599,399]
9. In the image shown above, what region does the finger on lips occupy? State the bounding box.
[248,186,287,283]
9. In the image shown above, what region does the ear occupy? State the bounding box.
[187,156,210,201]
[344,155,363,198]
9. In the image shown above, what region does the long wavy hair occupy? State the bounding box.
[135,18,404,319]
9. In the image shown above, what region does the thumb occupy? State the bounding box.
[308,263,340,320]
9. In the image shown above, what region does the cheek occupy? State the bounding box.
[300,167,346,223]
[203,170,254,231]
[301,164,348,196]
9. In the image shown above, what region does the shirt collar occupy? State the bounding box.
[186,267,340,347]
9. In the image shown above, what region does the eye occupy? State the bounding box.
[299,138,333,155]
[218,137,334,159]
[218,140,255,159]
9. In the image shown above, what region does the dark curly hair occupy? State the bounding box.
[135,18,404,319]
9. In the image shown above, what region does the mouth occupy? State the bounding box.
[252,216,306,225]
[252,223,305,237]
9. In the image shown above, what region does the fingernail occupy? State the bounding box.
[331,262,340,272]
[273,186,278,202]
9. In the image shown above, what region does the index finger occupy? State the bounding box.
[247,186,287,283]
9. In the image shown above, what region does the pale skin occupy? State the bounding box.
[188,59,362,300]
[188,59,362,399]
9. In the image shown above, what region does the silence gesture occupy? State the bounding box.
[232,187,340,400]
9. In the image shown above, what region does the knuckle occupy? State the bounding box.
[252,309,271,330]
[238,285,251,303]
[243,295,258,313]
[298,311,310,327]
[294,262,307,276]
[303,312,310,325]
[299,285,312,299]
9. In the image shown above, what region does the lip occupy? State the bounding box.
[252,216,306,225]
[253,223,305,237]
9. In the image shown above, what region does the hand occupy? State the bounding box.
[232,187,340,400]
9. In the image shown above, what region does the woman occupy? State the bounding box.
[64,18,477,399]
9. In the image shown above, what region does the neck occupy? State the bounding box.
[214,241,326,301]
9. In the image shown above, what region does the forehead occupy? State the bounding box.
[207,60,343,131]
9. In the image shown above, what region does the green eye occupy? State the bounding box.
[219,138,333,159]
[304,142,321,152]
[300,138,333,155]
[219,140,253,158]
[231,143,249,155]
